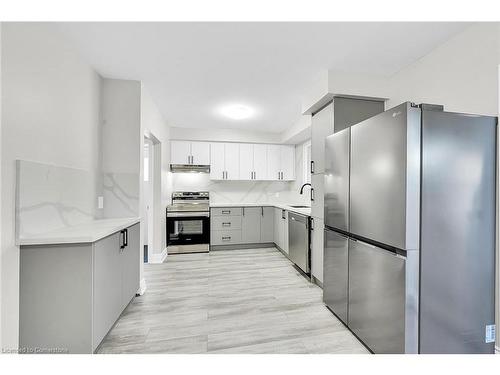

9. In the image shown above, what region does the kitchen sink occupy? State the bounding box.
[289,205,310,208]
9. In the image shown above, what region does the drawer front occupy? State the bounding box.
[211,230,242,245]
[211,207,243,217]
[211,216,242,231]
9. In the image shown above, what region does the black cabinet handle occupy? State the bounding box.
[311,161,315,174]
[120,230,125,249]
[310,188,315,202]
[124,228,128,247]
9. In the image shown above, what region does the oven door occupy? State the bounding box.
[166,212,210,246]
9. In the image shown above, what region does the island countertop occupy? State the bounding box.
[18,217,140,246]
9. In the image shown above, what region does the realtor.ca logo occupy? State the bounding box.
[2,347,69,354]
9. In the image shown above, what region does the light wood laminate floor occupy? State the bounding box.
[98,247,368,354]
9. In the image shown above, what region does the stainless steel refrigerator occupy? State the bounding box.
[323,102,496,354]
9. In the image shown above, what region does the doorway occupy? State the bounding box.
[143,137,154,263]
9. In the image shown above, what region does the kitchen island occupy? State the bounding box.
[19,218,140,354]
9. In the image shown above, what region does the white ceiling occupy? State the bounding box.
[57,22,470,133]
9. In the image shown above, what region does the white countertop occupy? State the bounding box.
[18,217,141,246]
[210,202,311,216]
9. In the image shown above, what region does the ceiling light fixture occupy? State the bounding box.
[218,104,255,120]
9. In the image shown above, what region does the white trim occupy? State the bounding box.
[148,247,168,264]
[137,278,147,296]
[302,139,312,184]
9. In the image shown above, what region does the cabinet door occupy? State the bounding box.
[122,223,140,309]
[260,207,274,242]
[253,144,268,180]
[93,232,122,348]
[267,145,281,181]
[171,141,191,165]
[280,145,295,180]
[241,207,261,243]
[190,142,210,165]
[348,239,406,354]
[239,144,254,180]
[273,208,281,246]
[282,210,289,254]
[311,173,324,220]
[210,143,225,180]
[224,143,240,180]
[311,103,334,174]
[310,218,324,283]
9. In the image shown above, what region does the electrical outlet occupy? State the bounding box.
[97,196,104,209]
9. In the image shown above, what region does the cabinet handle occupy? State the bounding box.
[261,207,264,216]
[222,236,231,241]
[120,230,125,250]
[310,188,315,202]
[310,217,314,230]
[190,155,194,164]
[282,210,286,219]
[222,222,231,226]
[278,171,280,180]
[222,210,231,214]
[311,160,315,174]
[124,228,128,247]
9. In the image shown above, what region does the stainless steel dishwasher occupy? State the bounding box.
[288,212,310,275]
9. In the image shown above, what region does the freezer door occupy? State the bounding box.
[324,128,350,231]
[348,239,406,354]
[350,102,420,250]
[420,110,496,354]
[323,229,348,324]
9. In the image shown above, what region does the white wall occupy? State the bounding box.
[1,23,102,349]
[386,23,500,115]
[140,85,171,262]
[101,79,141,220]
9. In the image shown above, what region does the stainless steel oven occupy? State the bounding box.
[166,192,210,254]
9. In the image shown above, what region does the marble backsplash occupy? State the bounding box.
[103,172,140,218]
[170,173,310,205]
[16,160,95,237]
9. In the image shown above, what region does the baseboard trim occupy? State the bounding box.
[210,243,275,251]
[148,247,168,263]
[311,275,323,289]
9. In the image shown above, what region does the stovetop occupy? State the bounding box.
[167,191,210,212]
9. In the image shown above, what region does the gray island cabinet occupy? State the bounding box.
[19,222,140,354]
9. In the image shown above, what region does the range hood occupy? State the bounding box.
[170,164,210,173]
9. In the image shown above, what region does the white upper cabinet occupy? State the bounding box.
[190,142,210,165]
[311,103,334,174]
[210,142,240,180]
[210,142,226,180]
[253,144,268,180]
[171,141,210,165]
[171,140,295,181]
[280,145,295,180]
[239,143,269,180]
[267,145,281,180]
[170,141,191,165]
[224,143,240,180]
[267,144,295,181]
[239,144,254,180]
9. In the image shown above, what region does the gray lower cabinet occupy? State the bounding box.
[241,207,261,243]
[260,207,274,242]
[210,206,275,247]
[310,217,324,284]
[19,222,140,354]
[348,239,406,354]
